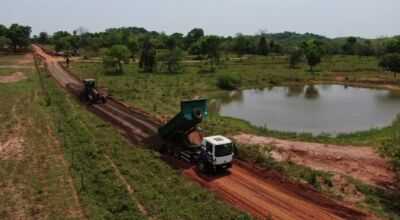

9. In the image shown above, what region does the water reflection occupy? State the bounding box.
[286,84,305,97]
[209,84,400,135]
[305,85,320,99]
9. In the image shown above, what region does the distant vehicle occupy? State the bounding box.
[158,99,234,173]
[71,49,80,56]
[52,51,65,56]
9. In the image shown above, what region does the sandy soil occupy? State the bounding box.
[0,71,27,83]
[234,133,397,191]
[0,104,24,161]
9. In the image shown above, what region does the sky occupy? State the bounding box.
[0,0,399,38]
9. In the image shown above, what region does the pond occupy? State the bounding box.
[209,84,400,136]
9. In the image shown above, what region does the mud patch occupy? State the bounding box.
[234,133,397,191]
[0,71,27,83]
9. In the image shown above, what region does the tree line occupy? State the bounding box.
[0,23,31,53]
[1,23,399,76]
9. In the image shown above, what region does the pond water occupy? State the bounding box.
[209,84,400,135]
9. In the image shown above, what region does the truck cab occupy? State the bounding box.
[198,135,234,172]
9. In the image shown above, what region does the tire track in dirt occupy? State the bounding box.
[33,44,373,220]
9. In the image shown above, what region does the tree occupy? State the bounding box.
[386,38,400,54]
[127,36,139,60]
[199,35,222,72]
[0,36,11,48]
[0,24,7,37]
[188,41,202,57]
[341,36,357,55]
[139,37,157,72]
[379,53,400,78]
[103,45,131,73]
[54,37,71,51]
[38,32,49,44]
[164,36,177,51]
[233,34,253,59]
[185,28,204,48]
[7,23,31,53]
[166,48,183,73]
[356,40,374,57]
[51,31,71,42]
[258,34,269,56]
[302,40,324,71]
[87,36,102,55]
[288,47,303,68]
[306,48,322,71]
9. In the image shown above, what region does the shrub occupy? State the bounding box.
[217,73,240,90]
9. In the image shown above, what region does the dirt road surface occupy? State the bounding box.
[234,133,397,191]
[32,45,373,219]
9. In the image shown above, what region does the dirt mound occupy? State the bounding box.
[0,72,27,83]
[234,133,397,191]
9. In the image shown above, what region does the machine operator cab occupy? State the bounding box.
[198,135,234,172]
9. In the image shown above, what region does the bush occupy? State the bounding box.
[217,73,240,90]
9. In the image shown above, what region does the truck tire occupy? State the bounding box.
[192,108,203,120]
[197,161,206,173]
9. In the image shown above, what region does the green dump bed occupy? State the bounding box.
[158,99,208,142]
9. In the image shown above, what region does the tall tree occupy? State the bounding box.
[139,37,157,72]
[258,34,269,56]
[305,48,322,71]
[185,28,204,48]
[166,48,183,73]
[0,24,7,37]
[7,23,31,53]
[127,36,139,60]
[288,46,303,68]
[0,36,11,48]
[386,38,400,54]
[164,36,177,50]
[379,53,400,78]
[103,45,131,73]
[199,35,222,72]
[342,36,357,55]
[38,32,49,44]
[233,34,253,59]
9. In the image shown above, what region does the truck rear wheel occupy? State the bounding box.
[197,161,206,173]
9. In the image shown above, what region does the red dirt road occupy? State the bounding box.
[32,45,373,219]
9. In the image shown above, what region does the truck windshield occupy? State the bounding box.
[215,143,233,157]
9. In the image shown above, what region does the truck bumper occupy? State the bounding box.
[210,162,232,171]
